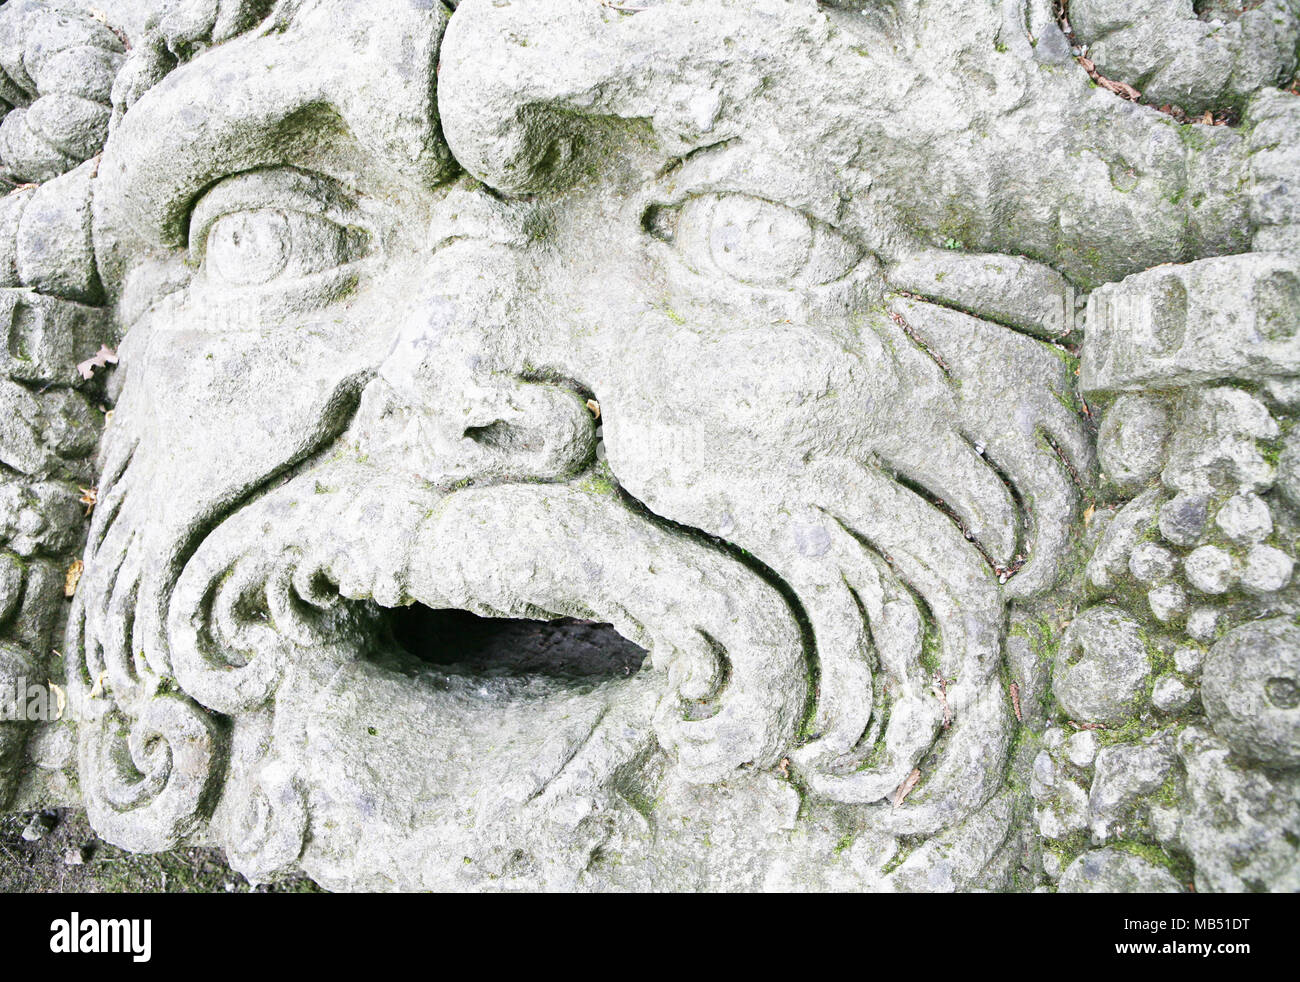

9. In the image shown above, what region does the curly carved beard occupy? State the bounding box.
[67,374,1027,887]
[69,404,827,876]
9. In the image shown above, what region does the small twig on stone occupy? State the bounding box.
[934,672,952,728]
[1076,56,1141,102]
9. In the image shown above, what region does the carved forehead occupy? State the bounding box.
[95,0,452,257]
[436,0,936,196]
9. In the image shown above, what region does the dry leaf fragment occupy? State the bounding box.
[1009,681,1022,721]
[78,487,97,516]
[64,559,83,597]
[586,398,601,420]
[47,682,66,720]
[76,344,118,381]
[778,757,790,778]
[88,671,108,700]
[893,768,921,808]
[1102,77,1141,101]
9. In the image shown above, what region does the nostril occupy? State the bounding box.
[464,420,532,452]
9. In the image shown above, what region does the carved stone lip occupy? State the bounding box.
[162,457,805,786]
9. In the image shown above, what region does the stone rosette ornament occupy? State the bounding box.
[0,0,1296,893]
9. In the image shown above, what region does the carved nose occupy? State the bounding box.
[353,368,597,489]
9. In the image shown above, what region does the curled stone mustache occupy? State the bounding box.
[163,455,811,783]
[71,391,1020,868]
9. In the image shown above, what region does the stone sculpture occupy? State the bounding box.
[0,0,1296,892]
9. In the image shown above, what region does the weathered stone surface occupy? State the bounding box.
[1064,730,1098,769]
[1057,847,1184,894]
[1240,543,1294,595]
[1215,493,1273,544]
[1162,388,1278,497]
[1082,256,1300,394]
[1070,0,1299,114]
[0,0,124,183]
[887,250,1077,339]
[15,159,102,303]
[1202,618,1300,766]
[1053,607,1150,725]
[1184,544,1235,595]
[0,289,108,385]
[1129,541,1177,585]
[1248,89,1300,254]
[1173,643,1205,676]
[1152,676,1193,715]
[1176,727,1300,893]
[0,377,97,480]
[0,641,37,803]
[0,0,1292,893]
[1184,609,1220,644]
[1097,393,1172,494]
[1088,734,1176,841]
[1087,488,1165,591]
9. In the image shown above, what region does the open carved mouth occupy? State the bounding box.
[151,460,806,811]
[387,606,649,682]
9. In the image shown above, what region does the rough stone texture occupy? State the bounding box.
[1184,544,1235,595]
[1202,618,1300,765]
[1083,255,1300,393]
[1057,847,1184,893]
[0,0,124,184]
[1087,734,1176,841]
[1070,0,1299,114]
[1097,393,1172,494]
[1053,607,1151,724]
[1174,727,1300,893]
[0,0,1293,893]
[1152,675,1193,714]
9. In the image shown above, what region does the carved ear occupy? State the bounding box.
[438,0,794,194]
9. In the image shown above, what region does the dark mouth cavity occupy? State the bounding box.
[387,605,648,681]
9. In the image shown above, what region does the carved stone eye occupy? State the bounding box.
[206,211,290,286]
[651,193,862,288]
[202,209,363,288]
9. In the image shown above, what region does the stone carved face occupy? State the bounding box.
[65,0,1276,890]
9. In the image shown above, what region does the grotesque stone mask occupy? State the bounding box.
[1,0,1297,892]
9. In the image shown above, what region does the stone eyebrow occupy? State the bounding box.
[95,3,451,258]
[96,30,338,250]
